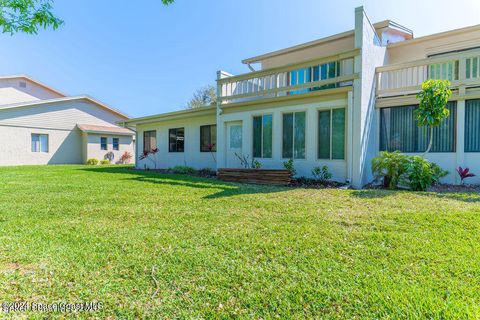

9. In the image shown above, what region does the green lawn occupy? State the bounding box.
[0,165,479,319]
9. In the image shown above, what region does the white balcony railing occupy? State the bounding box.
[377,49,480,97]
[217,49,359,105]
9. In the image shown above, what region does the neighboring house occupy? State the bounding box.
[0,75,135,166]
[122,7,480,187]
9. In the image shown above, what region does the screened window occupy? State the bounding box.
[200,125,216,152]
[100,137,107,150]
[253,115,272,158]
[282,112,306,159]
[318,108,345,160]
[380,102,456,153]
[169,128,184,152]
[143,130,157,152]
[113,138,119,151]
[465,99,480,152]
[31,134,48,153]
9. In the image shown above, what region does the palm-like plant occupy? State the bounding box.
[371,151,409,189]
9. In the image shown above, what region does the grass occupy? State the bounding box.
[0,165,479,319]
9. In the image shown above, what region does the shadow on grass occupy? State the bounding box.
[79,166,289,199]
[351,189,480,203]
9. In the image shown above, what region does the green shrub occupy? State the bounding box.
[406,156,448,191]
[371,151,447,191]
[172,165,195,174]
[86,158,99,165]
[100,159,110,165]
[283,159,296,177]
[372,151,409,189]
[312,165,332,183]
[252,160,262,169]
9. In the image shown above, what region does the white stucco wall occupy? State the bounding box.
[351,7,387,188]
[85,133,134,164]
[135,115,217,170]
[217,96,349,182]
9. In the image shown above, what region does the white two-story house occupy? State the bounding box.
[0,75,135,166]
[123,7,480,188]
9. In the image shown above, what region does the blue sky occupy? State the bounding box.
[0,0,479,117]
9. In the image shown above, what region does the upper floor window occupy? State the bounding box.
[253,115,272,158]
[318,108,345,160]
[31,134,48,153]
[100,137,108,150]
[143,130,156,152]
[380,102,456,153]
[283,111,306,159]
[200,125,216,152]
[169,128,184,152]
[113,137,119,151]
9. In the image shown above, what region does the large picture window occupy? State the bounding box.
[31,134,48,153]
[282,111,306,159]
[200,125,216,152]
[143,130,156,152]
[253,115,272,158]
[380,102,456,153]
[465,99,480,152]
[169,128,184,152]
[318,108,345,160]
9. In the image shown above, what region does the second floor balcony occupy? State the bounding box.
[217,49,358,106]
[376,48,480,98]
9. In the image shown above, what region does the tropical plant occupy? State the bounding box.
[100,159,110,165]
[406,156,448,191]
[119,151,133,164]
[86,158,99,165]
[283,159,296,177]
[371,151,410,189]
[171,165,195,174]
[139,147,159,169]
[186,85,217,109]
[416,80,452,155]
[207,143,216,163]
[234,153,261,169]
[456,167,475,185]
[311,165,332,183]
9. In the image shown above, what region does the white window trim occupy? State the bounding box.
[281,111,307,160]
[317,107,347,161]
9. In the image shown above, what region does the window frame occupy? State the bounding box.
[112,137,119,151]
[100,137,108,151]
[143,130,157,153]
[200,124,217,152]
[465,99,480,152]
[317,107,346,160]
[169,127,185,153]
[282,111,307,160]
[252,114,273,159]
[31,133,49,153]
[379,103,457,153]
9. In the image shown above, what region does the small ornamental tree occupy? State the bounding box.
[416,79,452,155]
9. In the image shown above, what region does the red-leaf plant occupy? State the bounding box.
[207,143,216,163]
[139,147,159,169]
[456,166,475,184]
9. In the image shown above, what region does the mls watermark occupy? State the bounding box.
[1,301,103,314]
